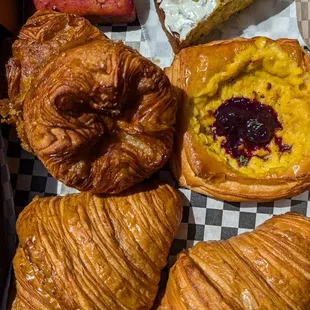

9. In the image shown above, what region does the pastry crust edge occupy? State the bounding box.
[165,37,310,202]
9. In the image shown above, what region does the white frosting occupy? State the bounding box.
[158,0,218,41]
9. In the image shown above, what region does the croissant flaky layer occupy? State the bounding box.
[160,212,310,309]
[12,183,182,309]
[2,11,177,194]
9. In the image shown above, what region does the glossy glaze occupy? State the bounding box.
[213,97,290,165]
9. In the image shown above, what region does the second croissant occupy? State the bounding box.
[160,212,310,309]
[12,183,182,309]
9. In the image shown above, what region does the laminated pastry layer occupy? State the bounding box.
[160,212,310,309]
[1,11,177,194]
[12,183,182,309]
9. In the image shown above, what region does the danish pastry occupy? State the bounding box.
[12,183,182,309]
[1,11,177,194]
[166,37,310,201]
[160,212,310,309]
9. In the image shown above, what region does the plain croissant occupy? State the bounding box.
[12,183,182,309]
[160,212,310,309]
[1,10,177,194]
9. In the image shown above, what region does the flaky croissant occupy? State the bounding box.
[2,11,177,194]
[12,183,182,309]
[160,212,310,309]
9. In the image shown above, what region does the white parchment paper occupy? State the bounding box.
[136,0,304,68]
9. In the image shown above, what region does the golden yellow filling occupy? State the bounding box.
[190,38,310,177]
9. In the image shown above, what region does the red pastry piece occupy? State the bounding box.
[33,0,136,23]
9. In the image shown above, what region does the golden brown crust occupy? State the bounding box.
[12,183,183,310]
[166,37,310,201]
[160,212,310,309]
[2,11,177,194]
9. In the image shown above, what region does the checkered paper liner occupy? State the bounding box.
[0,125,15,308]
[296,0,310,47]
[2,0,310,287]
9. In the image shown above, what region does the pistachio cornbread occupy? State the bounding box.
[155,0,253,53]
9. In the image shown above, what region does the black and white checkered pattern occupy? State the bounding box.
[296,0,310,47]
[152,167,310,266]
[0,125,15,308]
[2,3,310,278]
[2,124,58,217]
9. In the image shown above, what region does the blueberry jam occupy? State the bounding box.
[212,97,291,166]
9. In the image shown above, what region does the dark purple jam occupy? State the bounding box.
[274,136,292,153]
[212,97,291,166]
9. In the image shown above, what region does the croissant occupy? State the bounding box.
[159,212,310,309]
[12,183,182,309]
[1,11,177,194]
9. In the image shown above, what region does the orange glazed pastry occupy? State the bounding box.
[1,11,177,194]
[12,183,182,309]
[160,212,310,309]
[166,37,310,201]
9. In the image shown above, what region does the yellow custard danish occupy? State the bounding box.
[166,37,310,201]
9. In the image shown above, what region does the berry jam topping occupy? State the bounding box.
[212,97,291,166]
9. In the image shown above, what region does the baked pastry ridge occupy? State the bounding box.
[159,212,310,309]
[12,183,183,309]
[1,10,177,194]
[166,37,310,201]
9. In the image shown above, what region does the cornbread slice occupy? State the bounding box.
[155,0,253,53]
